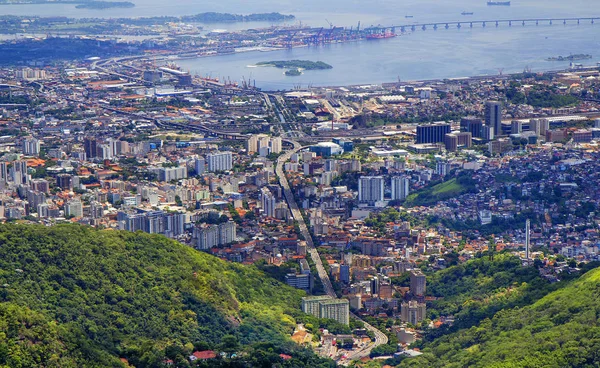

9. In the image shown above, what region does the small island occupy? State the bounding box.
[256,60,332,77]
[547,54,592,61]
[284,68,302,76]
[76,1,134,8]
[256,60,333,70]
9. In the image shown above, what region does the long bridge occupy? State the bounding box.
[367,16,600,33]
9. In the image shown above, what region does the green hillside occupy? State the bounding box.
[400,265,600,368]
[0,224,331,367]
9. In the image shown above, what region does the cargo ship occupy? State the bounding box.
[487,1,510,5]
[366,31,396,40]
[461,11,474,15]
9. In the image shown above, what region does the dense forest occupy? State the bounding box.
[0,224,333,367]
[399,260,600,368]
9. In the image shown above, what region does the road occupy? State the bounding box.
[276,141,388,363]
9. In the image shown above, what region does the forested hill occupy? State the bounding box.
[0,224,331,367]
[400,264,600,368]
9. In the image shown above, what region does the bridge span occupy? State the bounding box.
[365,16,600,33]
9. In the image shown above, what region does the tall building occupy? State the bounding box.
[358,176,385,204]
[207,152,233,172]
[195,221,237,250]
[302,296,350,325]
[119,211,187,238]
[65,200,83,218]
[319,299,350,325]
[194,157,206,175]
[285,273,311,291]
[159,166,188,182]
[401,300,426,325]
[56,174,73,190]
[484,101,502,137]
[270,137,282,153]
[511,120,523,134]
[84,137,97,159]
[10,160,28,185]
[22,137,40,156]
[261,187,276,217]
[529,119,541,136]
[247,134,263,154]
[525,219,530,260]
[460,117,484,138]
[0,161,7,185]
[301,296,333,317]
[444,133,458,152]
[482,126,495,141]
[410,269,426,296]
[391,176,410,201]
[436,162,451,176]
[416,123,451,144]
[340,264,350,284]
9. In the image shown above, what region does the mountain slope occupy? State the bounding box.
[400,265,600,368]
[0,224,315,367]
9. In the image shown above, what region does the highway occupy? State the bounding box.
[276,141,388,363]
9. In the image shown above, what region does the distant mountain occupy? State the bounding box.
[399,262,600,367]
[0,224,332,367]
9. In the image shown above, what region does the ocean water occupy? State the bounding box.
[1,0,599,89]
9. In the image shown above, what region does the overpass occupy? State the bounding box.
[365,16,600,33]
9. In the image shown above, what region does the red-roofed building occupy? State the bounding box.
[279,354,292,360]
[189,350,217,361]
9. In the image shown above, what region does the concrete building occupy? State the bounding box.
[444,133,458,152]
[482,125,495,141]
[511,120,523,135]
[159,166,188,182]
[301,295,333,317]
[195,221,237,250]
[460,117,484,138]
[65,200,83,218]
[401,300,426,326]
[546,129,567,143]
[358,176,385,204]
[484,101,502,136]
[194,157,206,175]
[416,122,451,144]
[22,137,40,156]
[319,299,350,325]
[410,269,426,296]
[207,152,233,172]
[261,187,276,217]
[391,176,410,201]
[573,129,592,143]
[285,273,311,291]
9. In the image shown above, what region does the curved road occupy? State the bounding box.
[276,141,388,363]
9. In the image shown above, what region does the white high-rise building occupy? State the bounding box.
[97,144,113,160]
[319,299,350,325]
[219,221,237,244]
[22,137,40,156]
[207,152,233,172]
[261,187,276,217]
[10,160,28,185]
[65,200,83,218]
[270,137,282,153]
[358,176,384,204]
[391,176,410,201]
[159,166,188,182]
